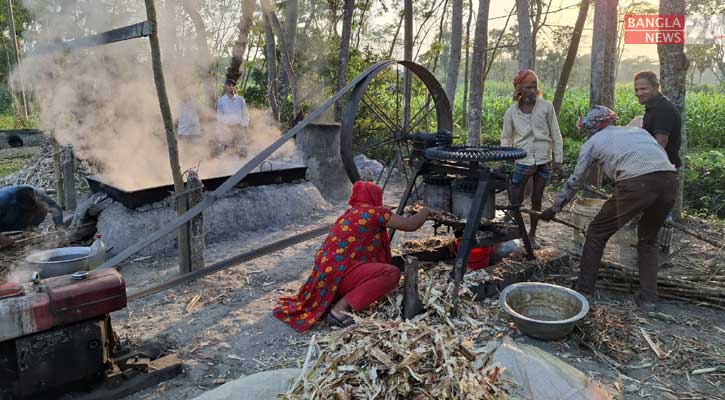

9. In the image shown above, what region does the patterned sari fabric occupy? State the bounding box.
[273,182,392,333]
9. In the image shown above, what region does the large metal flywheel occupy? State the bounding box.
[339,61,452,184]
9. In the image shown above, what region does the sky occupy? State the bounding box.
[487,0,661,62]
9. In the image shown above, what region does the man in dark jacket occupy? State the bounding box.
[0,185,63,248]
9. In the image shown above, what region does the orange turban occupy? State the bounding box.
[512,69,542,100]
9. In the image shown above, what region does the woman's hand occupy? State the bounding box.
[387,207,431,232]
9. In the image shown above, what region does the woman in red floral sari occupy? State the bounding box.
[273,181,431,333]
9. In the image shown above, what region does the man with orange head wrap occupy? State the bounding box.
[501,69,563,247]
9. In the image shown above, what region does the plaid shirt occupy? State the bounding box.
[551,125,675,212]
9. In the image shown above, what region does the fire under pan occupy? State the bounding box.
[86,161,308,209]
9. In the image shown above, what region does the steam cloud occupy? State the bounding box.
[13,0,293,191]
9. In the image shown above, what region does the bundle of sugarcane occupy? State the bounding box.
[283,264,512,399]
[284,318,508,400]
[594,260,725,309]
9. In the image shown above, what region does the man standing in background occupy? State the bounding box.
[633,70,682,169]
[177,89,202,140]
[501,69,564,247]
[216,79,250,157]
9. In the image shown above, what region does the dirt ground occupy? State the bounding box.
[3,179,723,399]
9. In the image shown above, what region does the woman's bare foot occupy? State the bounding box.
[330,298,351,319]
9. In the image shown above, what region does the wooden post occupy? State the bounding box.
[403,257,423,320]
[60,145,77,210]
[143,0,190,274]
[186,170,204,272]
[51,137,65,209]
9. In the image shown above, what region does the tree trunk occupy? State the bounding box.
[403,0,413,132]
[484,6,515,81]
[553,0,590,117]
[589,0,617,109]
[143,0,190,273]
[180,0,216,107]
[354,0,372,50]
[445,0,463,107]
[226,0,255,83]
[335,0,355,120]
[262,13,280,120]
[387,12,404,59]
[461,0,473,128]
[587,0,618,187]
[278,0,298,117]
[516,0,533,70]
[5,0,28,119]
[430,0,449,73]
[658,0,689,221]
[262,2,300,119]
[466,0,491,146]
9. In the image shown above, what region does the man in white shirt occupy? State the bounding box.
[541,106,677,312]
[501,69,563,246]
[216,79,250,156]
[177,93,201,139]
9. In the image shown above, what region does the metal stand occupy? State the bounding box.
[394,145,535,315]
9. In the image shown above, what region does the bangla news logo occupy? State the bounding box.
[624,14,725,45]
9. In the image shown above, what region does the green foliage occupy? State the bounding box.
[684,150,725,218]
[241,63,269,108]
[685,92,725,148]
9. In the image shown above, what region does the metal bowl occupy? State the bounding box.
[26,247,91,279]
[500,282,589,340]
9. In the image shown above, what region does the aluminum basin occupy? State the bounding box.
[26,247,91,278]
[500,282,589,340]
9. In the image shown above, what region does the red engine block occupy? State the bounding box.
[0,269,126,342]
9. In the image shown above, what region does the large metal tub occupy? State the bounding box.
[26,247,91,278]
[86,161,308,209]
[500,282,589,340]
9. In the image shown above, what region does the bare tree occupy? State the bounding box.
[279,0,298,115]
[225,0,255,82]
[516,0,533,70]
[335,0,355,120]
[354,0,372,49]
[262,12,280,120]
[588,0,618,186]
[461,0,474,128]
[403,0,413,131]
[467,0,491,146]
[658,0,689,220]
[589,0,617,109]
[4,0,28,119]
[530,0,554,70]
[261,1,300,118]
[445,0,463,106]
[387,12,404,59]
[552,0,590,117]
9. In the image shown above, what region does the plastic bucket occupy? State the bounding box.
[455,239,493,270]
[570,198,637,266]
